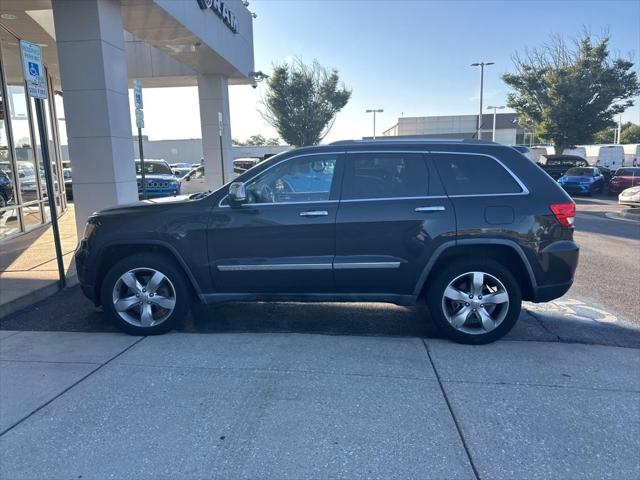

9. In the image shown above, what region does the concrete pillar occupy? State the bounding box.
[52,0,137,237]
[197,74,233,189]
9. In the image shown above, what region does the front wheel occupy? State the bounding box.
[100,253,191,335]
[426,260,522,344]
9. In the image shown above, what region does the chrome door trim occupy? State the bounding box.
[341,195,447,203]
[415,206,446,212]
[333,261,401,270]
[299,210,329,217]
[217,263,333,272]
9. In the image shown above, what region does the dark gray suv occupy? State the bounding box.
[76,139,579,344]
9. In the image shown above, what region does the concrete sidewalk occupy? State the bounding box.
[1,331,638,479]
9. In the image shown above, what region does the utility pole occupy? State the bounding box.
[366,109,383,139]
[471,62,494,139]
[487,105,505,142]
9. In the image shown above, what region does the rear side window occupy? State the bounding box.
[342,153,428,200]
[433,153,523,195]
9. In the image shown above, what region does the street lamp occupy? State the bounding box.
[366,109,383,139]
[471,62,494,139]
[486,105,505,142]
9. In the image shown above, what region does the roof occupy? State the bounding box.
[330,138,497,146]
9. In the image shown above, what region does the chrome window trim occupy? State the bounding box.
[218,151,342,208]
[341,195,447,203]
[428,150,530,197]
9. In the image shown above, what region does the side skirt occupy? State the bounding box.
[199,293,417,307]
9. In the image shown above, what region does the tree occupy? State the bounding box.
[502,33,639,154]
[262,59,351,147]
[592,122,640,144]
[232,134,281,146]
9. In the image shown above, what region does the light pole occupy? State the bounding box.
[486,105,505,142]
[366,109,383,139]
[471,62,494,139]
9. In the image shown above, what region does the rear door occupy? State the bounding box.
[334,150,455,295]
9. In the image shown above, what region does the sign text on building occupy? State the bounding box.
[196,0,239,34]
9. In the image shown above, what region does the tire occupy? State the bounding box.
[426,259,522,345]
[100,253,192,335]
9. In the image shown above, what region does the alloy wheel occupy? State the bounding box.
[112,267,177,328]
[441,271,510,335]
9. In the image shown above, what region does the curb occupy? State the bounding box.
[0,274,79,319]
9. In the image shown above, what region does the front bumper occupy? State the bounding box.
[560,183,593,194]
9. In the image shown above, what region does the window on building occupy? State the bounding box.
[433,153,522,195]
[342,153,428,200]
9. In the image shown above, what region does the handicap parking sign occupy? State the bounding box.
[19,40,47,99]
[28,62,40,77]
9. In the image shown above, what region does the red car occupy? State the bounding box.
[608,167,640,195]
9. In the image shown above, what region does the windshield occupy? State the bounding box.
[615,168,640,177]
[135,161,172,175]
[565,167,595,176]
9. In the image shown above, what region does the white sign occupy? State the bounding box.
[19,40,47,99]
[133,79,143,109]
[135,108,144,129]
[218,111,223,136]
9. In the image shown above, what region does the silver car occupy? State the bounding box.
[618,186,640,207]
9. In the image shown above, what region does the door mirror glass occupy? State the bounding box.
[228,182,247,204]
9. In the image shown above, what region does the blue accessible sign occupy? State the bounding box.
[19,40,47,99]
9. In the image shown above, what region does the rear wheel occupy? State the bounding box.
[100,253,191,335]
[426,259,522,344]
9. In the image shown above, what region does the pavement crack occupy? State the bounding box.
[0,336,147,438]
[421,338,481,480]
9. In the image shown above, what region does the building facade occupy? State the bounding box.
[0,0,255,239]
[382,113,526,145]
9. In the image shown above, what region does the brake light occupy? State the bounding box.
[550,203,576,227]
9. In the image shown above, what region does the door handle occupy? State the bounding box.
[415,206,446,212]
[299,210,329,217]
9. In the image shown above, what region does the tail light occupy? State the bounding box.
[550,203,576,227]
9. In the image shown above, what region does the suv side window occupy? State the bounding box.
[342,153,428,199]
[434,153,522,195]
[245,155,337,204]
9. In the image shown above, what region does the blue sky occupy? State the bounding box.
[141,0,640,143]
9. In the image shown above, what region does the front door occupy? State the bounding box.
[334,150,455,295]
[208,152,343,293]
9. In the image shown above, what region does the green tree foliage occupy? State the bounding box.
[592,122,640,144]
[262,59,351,147]
[503,33,639,154]
[232,134,281,146]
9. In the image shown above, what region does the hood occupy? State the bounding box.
[93,194,194,216]
[621,186,640,195]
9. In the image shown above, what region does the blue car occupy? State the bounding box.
[557,167,605,195]
[136,160,180,198]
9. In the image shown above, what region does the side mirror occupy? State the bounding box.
[228,181,247,205]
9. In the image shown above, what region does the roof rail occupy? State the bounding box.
[329,138,497,146]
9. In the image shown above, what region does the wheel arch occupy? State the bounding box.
[94,241,203,306]
[414,239,537,301]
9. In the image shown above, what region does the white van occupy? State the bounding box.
[623,144,640,167]
[584,145,625,169]
[529,146,550,163]
[179,165,207,195]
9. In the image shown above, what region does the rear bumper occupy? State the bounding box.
[530,240,579,302]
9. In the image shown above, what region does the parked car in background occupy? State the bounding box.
[618,186,640,207]
[512,145,536,162]
[560,147,587,159]
[170,163,192,178]
[136,160,180,198]
[537,154,589,180]
[76,139,579,345]
[179,165,206,195]
[233,157,261,174]
[557,167,605,195]
[585,145,625,171]
[63,168,73,200]
[607,167,640,195]
[0,168,14,209]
